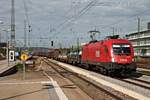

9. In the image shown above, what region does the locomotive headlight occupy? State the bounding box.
[112,57,115,62]
[132,58,135,62]
[111,49,115,62]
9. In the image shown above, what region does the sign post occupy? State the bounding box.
[21,54,28,80]
[23,61,25,80]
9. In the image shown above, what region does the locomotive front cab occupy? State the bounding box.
[111,43,136,73]
[112,44,133,64]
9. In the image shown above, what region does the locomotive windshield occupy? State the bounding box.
[112,44,131,55]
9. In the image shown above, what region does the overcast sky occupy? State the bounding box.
[0,0,150,48]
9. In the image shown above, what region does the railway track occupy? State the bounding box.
[118,78,150,90]
[56,59,150,91]
[131,78,150,85]
[43,58,136,100]
[138,70,150,76]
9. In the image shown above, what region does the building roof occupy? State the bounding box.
[127,30,150,36]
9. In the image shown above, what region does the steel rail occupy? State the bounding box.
[43,58,126,100]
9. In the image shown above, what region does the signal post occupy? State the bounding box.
[21,53,28,80]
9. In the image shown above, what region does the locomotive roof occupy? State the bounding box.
[86,39,130,46]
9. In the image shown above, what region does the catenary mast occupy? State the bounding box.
[11,0,15,49]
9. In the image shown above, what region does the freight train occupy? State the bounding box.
[53,35,136,75]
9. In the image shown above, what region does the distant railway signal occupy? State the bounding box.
[51,41,54,46]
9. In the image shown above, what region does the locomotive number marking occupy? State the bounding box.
[120,59,127,62]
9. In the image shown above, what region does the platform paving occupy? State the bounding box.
[0,60,18,75]
[0,80,67,100]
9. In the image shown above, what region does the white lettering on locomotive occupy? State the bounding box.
[96,50,100,57]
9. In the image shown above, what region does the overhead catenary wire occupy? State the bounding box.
[46,0,150,47]
[54,1,150,36]
[22,0,97,44]
[55,0,96,32]
[60,0,97,29]
[47,0,98,47]
[51,0,98,37]
[19,0,150,47]
[99,8,150,31]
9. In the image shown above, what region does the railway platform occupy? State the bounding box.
[50,59,150,100]
[0,60,18,76]
[0,60,92,100]
[1,57,150,100]
[0,79,68,100]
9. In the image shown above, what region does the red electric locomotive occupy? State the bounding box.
[81,36,136,75]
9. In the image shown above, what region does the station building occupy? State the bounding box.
[126,23,150,57]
